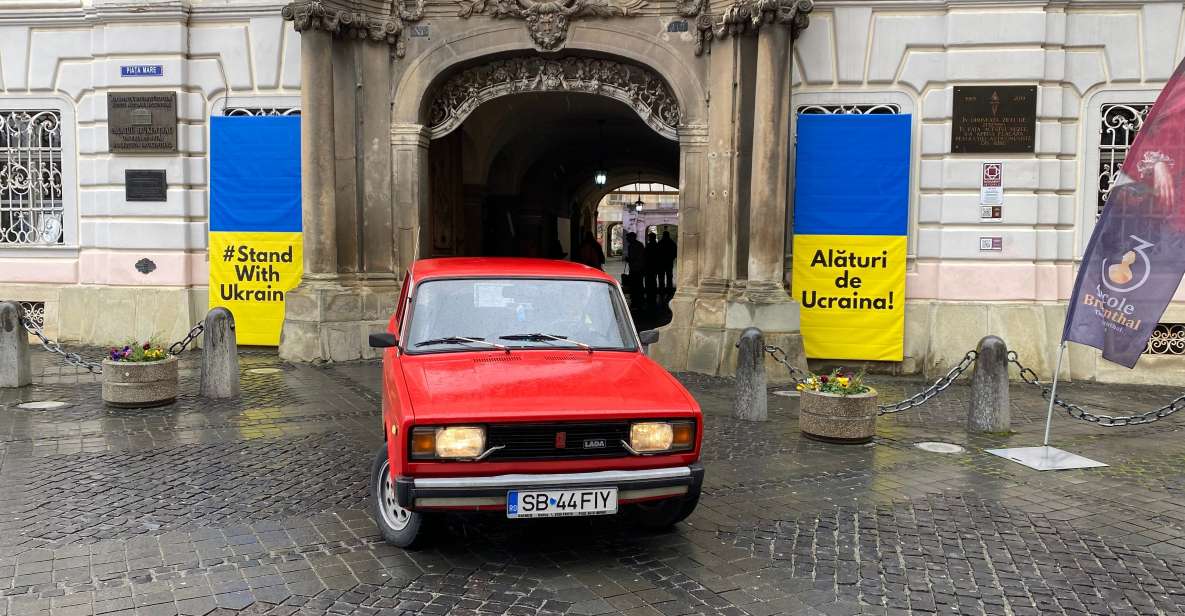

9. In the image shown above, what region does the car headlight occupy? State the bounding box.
[410,426,486,459]
[629,420,695,453]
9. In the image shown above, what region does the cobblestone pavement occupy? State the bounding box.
[2,347,1185,616]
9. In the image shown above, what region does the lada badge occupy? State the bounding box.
[583,439,607,449]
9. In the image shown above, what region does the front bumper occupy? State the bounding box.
[396,463,705,510]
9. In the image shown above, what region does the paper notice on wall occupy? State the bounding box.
[980,162,1003,206]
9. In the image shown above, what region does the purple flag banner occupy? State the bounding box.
[1064,60,1185,367]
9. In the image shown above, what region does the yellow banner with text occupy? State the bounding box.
[792,235,907,361]
[208,231,303,346]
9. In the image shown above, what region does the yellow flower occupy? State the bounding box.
[837,377,850,387]
[796,383,805,391]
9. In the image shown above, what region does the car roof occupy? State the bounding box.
[410,257,618,283]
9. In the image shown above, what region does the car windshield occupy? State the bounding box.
[404,278,636,353]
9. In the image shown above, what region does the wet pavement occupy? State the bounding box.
[2,347,1185,616]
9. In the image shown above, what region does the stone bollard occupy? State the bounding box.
[968,335,1010,433]
[200,307,240,399]
[0,302,31,388]
[734,327,767,422]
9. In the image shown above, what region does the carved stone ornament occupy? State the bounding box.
[429,56,680,140]
[687,0,814,56]
[457,0,647,51]
[281,0,425,57]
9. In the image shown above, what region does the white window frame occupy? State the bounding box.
[0,96,79,257]
[1078,88,1161,258]
[789,90,919,258]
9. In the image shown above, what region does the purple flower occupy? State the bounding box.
[143,342,151,350]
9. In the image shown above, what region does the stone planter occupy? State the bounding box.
[799,389,878,443]
[102,355,178,408]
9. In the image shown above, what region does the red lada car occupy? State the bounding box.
[367,258,704,547]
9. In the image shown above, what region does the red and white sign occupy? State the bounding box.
[980,162,1004,215]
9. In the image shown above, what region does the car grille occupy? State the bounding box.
[485,421,630,460]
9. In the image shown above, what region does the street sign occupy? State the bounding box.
[120,65,164,77]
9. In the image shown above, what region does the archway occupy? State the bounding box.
[418,53,681,266]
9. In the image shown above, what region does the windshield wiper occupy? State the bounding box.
[415,336,509,353]
[500,333,592,354]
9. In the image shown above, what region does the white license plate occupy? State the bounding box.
[506,488,618,519]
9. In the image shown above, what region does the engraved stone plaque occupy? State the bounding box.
[125,170,167,202]
[108,92,178,153]
[951,86,1037,154]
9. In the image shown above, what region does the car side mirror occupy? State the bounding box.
[369,332,399,348]
[638,329,660,346]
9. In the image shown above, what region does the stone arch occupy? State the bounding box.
[427,55,682,141]
[391,25,708,130]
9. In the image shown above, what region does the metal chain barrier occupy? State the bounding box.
[1008,351,1185,427]
[168,322,205,355]
[875,350,977,415]
[16,313,205,374]
[763,345,978,415]
[19,314,102,374]
[763,345,812,385]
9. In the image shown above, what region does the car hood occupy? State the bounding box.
[400,350,697,423]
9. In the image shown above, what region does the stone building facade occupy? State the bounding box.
[2,0,1185,384]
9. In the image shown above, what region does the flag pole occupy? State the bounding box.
[1042,341,1067,447]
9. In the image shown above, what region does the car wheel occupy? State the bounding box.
[633,487,700,530]
[370,446,428,548]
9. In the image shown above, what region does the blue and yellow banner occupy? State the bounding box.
[209,117,302,346]
[792,114,911,361]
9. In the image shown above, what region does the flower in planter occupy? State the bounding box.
[109,340,168,362]
[797,368,871,396]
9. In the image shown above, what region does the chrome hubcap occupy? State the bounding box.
[377,459,412,531]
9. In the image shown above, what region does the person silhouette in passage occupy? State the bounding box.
[656,231,677,297]
[576,230,606,270]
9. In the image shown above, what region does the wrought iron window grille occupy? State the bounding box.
[223,107,301,116]
[0,110,64,245]
[1098,103,1152,219]
[796,103,901,115]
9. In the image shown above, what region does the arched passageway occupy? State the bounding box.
[423,91,678,263]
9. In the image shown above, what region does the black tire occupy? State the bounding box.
[370,446,429,548]
[633,487,701,530]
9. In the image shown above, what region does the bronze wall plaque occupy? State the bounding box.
[951,86,1037,153]
[108,92,177,153]
[125,170,167,202]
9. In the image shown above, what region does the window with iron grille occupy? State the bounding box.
[796,103,901,115]
[1098,103,1152,218]
[0,110,64,245]
[1146,323,1184,356]
[18,301,44,329]
[223,107,301,116]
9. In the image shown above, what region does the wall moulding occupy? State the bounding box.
[426,55,682,140]
[456,0,648,52]
[687,0,814,56]
[281,0,426,56]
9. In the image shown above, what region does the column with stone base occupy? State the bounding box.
[280,27,344,362]
[737,18,807,380]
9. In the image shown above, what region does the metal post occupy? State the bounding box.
[735,327,767,422]
[0,302,31,388]
[968,335,1009,433]
[1042,341,1067,447]
[200,307,239,399]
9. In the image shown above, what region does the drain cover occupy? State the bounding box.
[247,368,282,375]
[915,442,965,454]
[17,401,71,410]
[772,390,800,397]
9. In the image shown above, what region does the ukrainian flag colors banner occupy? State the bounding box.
[792,114,911,361]
[209,117,302,346]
